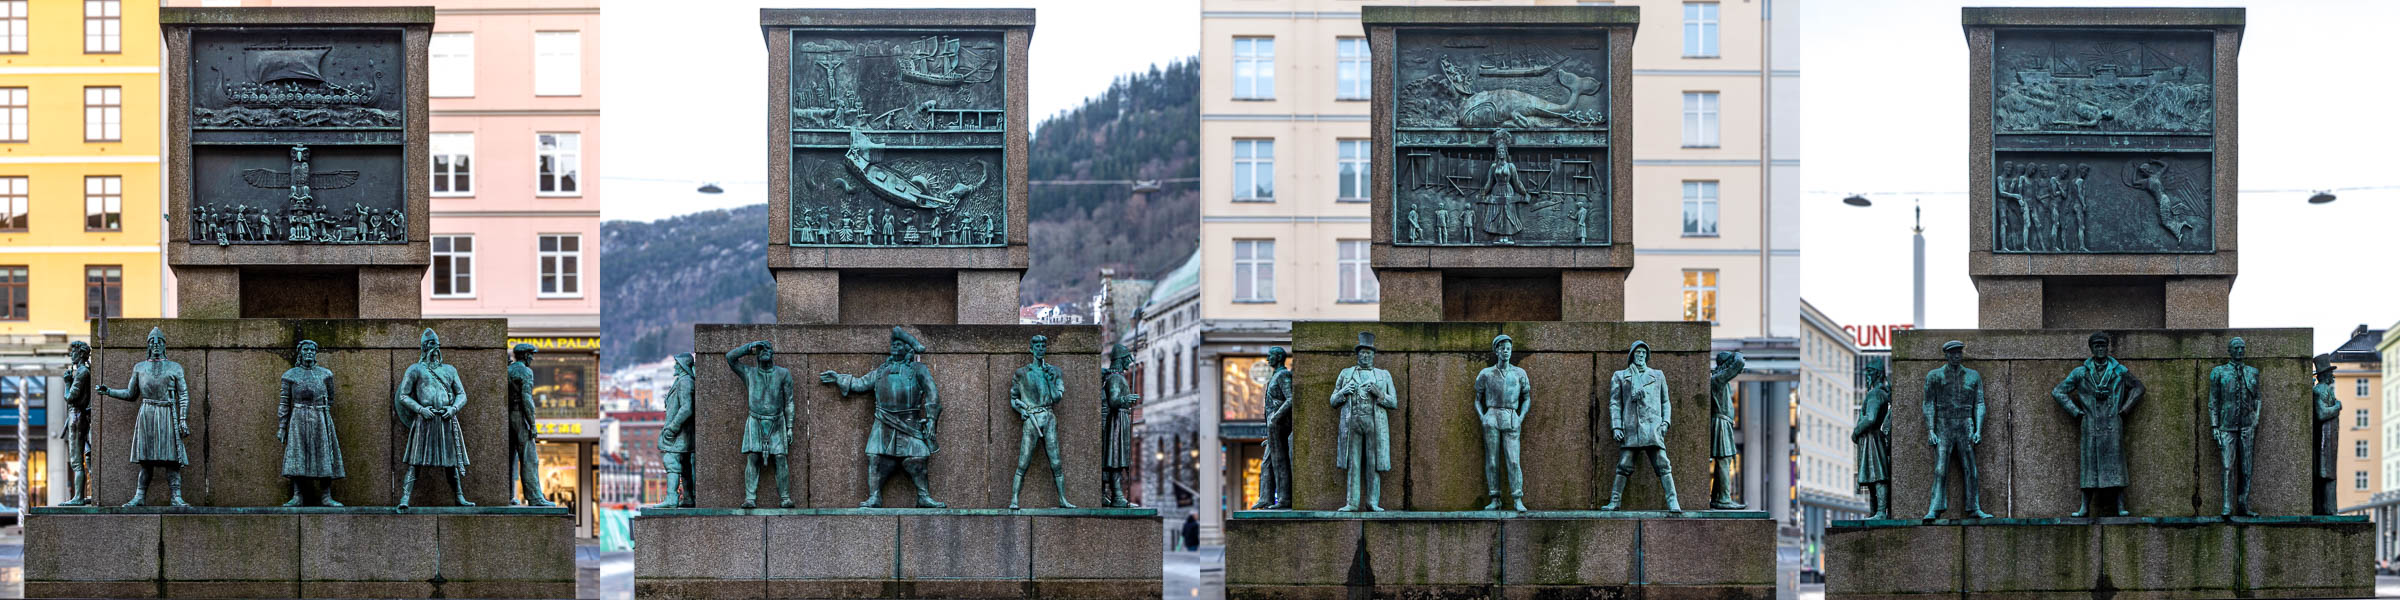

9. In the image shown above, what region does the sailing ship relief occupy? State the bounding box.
[787,31,1008,248]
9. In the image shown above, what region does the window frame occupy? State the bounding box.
[1232,239,1275,303]
[0,86,25,143]
[0,176,24,232]
[1334,37,1370,101]
[83,265,120,319]
[1232,138,1274,202]
[1681,180,1720,237]
[1336,139,1370,202]
[431,132,475,197]
[535,132,581,197]
[0,265,25,321]
[1335,239,1378,304]
[84,175,120,232]
[1232,36,1275,101]
[2358,470,2371,491]
[2358,439,2371,460]
[536,233,583,299]
[2360,377,2372,398]
[533,30,583,97]
[2358,408,2371,430]
[429,32,475,98]
[0,1,27,55]
[1682,91,1720,148]
[1683,2,1720,59]
[1681,268,1720,325]
[83,0,118,54]
[430,234,475,299]
[84,86,121,143]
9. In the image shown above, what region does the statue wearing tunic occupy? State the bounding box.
[57,341,93,506]
[1101,343,1140,508]
[1008,335,1073,509]
[1603,340,1678,512]
[278,340,344,506]
[821,327,945,508]
[1852,365,1892,519]
[1332,332,1396,512]
[508,343,557,507]
[2314,356,2342,515]
[728,340,795,509]
[2207,337,2260,517]
[99,328,189,507]
[651,353,695,508]
[1250,347,1293,510]
[1476,334,1531,511]
[1708,351,1748,509]
[2051,332,2143,518]
[396,328,472,509]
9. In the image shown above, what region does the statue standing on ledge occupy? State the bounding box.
[396,328,472,509]
[1332,332,1396,512]
[651,353,694,508]
[1476,334,1530,511]
[99,328,189,507]
[2052,331,2143,518]
[278,340,345,506]
[2208,337,2260,517]
[1852,363,1892,519]
[508,343,557,507]
[56,341,92,506]
[1250,346,1292,510]
[2315,354,2342,515]
[729,340,795,509]
[1008,335,1073,509]
[1101,343,1140,508]
[1708,350,1748,509]
[1923,340,1992,519]
[822,327,945,508]
[1604,340,1678,512]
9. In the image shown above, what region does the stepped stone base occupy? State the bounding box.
[1825,516,2372,599]
[25,506,575,599]
[633,507,1161,600]
[1227,510,1775,599]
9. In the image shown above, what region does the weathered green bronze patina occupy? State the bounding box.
[787,31,1006,248]
[99,328,190,507]
[1853,363,1892,519]
[1008,335,1072,509]
[508,343,557,507]
[278,339,344,506]
[396,328,471,509]
[1101,343,1139,508]
[2208,337,2260,517]
[1603,341,1677,512]
[821,327,945,508]
[652,353,694,509]
[184,29,409,246]
[728,340,796,509]
[2051,331,2144,517]
[1708,350,1747,510]
[1391,29,1610,247]
[1991,30,2214,254]
[1476,334,1530,511]
[1923,340,1992,519]
[1249,346,1293,510]
[1332,332,1396,512]
[57,341,93,506]
[2314,354,2342,515]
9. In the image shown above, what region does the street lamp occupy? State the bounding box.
[2309,190,2337,204]
[1841,194,1871,207]
[1843,195,1926,328]
[695,183,724,194]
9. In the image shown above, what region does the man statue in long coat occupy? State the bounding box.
[1008,335,1073,509]
[1101,343,1140,508]
[1476,334,1531,511]
[2208,337,2260,517]
[2315,355,2342,515]
[279,339,344,506]
[729,340,795,508]
[1250,346,1292,509]
[1924,340,1992,519]
[2052,331,2143,517]
[1332,332,1396,512]
[1708,350,1748,509]
[508,343,557,507]
[822,327,945,508]
[651,353,694,508]
[56,341,92,506]
[1852,363,1892,519]
[99,327,189,507]
[1603,340,1678,512]
[396,328,472,509]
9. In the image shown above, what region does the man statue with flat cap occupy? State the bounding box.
[822,327,945,508]
[1709,350,1748,509]
[1008,335,1072,509]
[1604,340,1678,511]
[508,343,557,506]
[1923,339,1992,519]
[396,328,472,509]
[2209,337,2260,517]
[1101,343,1140,508]
[729,339,795,508]
[1251,346,1292,509]
[1476,334,1530,511]
[1332,331,1396,512]
[100,327,190,506]
[652,353,695,508]
[2314,354,2342,515]
[2052,331,2143,517]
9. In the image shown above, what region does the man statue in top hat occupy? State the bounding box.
[2314,354,2343,515]
[2052,331,2144,517]
[1331,331,1396,512]
[1604,340,1677,511]
[1475,334,1530,511]
[1924,340,1992,519]
[508,343,557,507]
[99,327,190,506]
[822,327,945,508]
[2208,337,2260,517]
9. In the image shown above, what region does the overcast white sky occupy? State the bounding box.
[1799,0,2400,353]
[598,0,1199,223]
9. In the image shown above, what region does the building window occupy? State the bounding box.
[1221,355,1267,421]
[2358,471,2370,491]
[1233,138,1273,201]
[1337,239,1377,303]
[1682,92,1719,148]
[84,176,119,231]
[0,87,24,142]
[0,1,26,54]
[537,234,581,298]
[430,33,473,97]
[1335,37,1369,100]
[1682,180,1719,236]
[1232,36,1274,100]
[536,133,580,195]
[84,86,120,142]
[431,235,473,298]
[84,265,119,319]
[431,133,473,196]
[83,0,117,54]
[2359,439,2371,459]
[1684,2,1720,58]
[1233,239,1274,303]
[0,266,23,321]
[2358,409,2371,429]
[534,31,581,96]
[1337,139,1369,202]
[2361,378,2372,398]
[0,176,23,231]
[1682,269,1719,324]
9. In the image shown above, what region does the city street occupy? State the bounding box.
[580,543,633,600]
[1166,547,1224,600]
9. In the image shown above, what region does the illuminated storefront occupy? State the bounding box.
[513,336,599,537]
[1218,355,1267,516]
[0,374,50,514]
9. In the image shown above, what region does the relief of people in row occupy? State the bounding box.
[793,202,1000,246]
[1398,129,1602,247]
[1994,158,2203,253]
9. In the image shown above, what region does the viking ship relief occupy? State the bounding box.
[787,31,1008,248]
[190,36,402,129]
[1391,30,1611,247]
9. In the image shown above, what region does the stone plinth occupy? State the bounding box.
[1825,516,2371,599]
[761,9,1034,325]
[1227,511,1774,599]
[1884,328,2314,519]
[633,508,1160,600]
[25,506,574,599]
[1964,8,2244,329]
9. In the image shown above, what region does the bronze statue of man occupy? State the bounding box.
[1008,335,1073,509]
[651,353,694,508]
[2208,337,2260,517]
[396,328,472,509]
[99,328,189,506]
[2314,355,2342,515]
[2052,331,2143,517]
[1604,340,1678,512]
[1708,350,1748,509]
[1101,343,1140,508]
[508,343,557,507]
[1923,340,1992,519]
[1476,334,1530,511]
[1332,332,1396,512]
[1250,346,1293,510]
[278,340,344,506]
[822,327,945,508]
[729,340,795,509]
[1852,363,1892,519]
[56,341,92,506]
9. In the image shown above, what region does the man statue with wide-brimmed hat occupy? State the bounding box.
[1475,333,1530,511]
[508,342,557,507]
[396,328,472,509]
[822,327,945,508]
[99,327,190,506]
[1603,340,1677,511]
[1924,339,1992,519]
[1331,331,1396,512]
